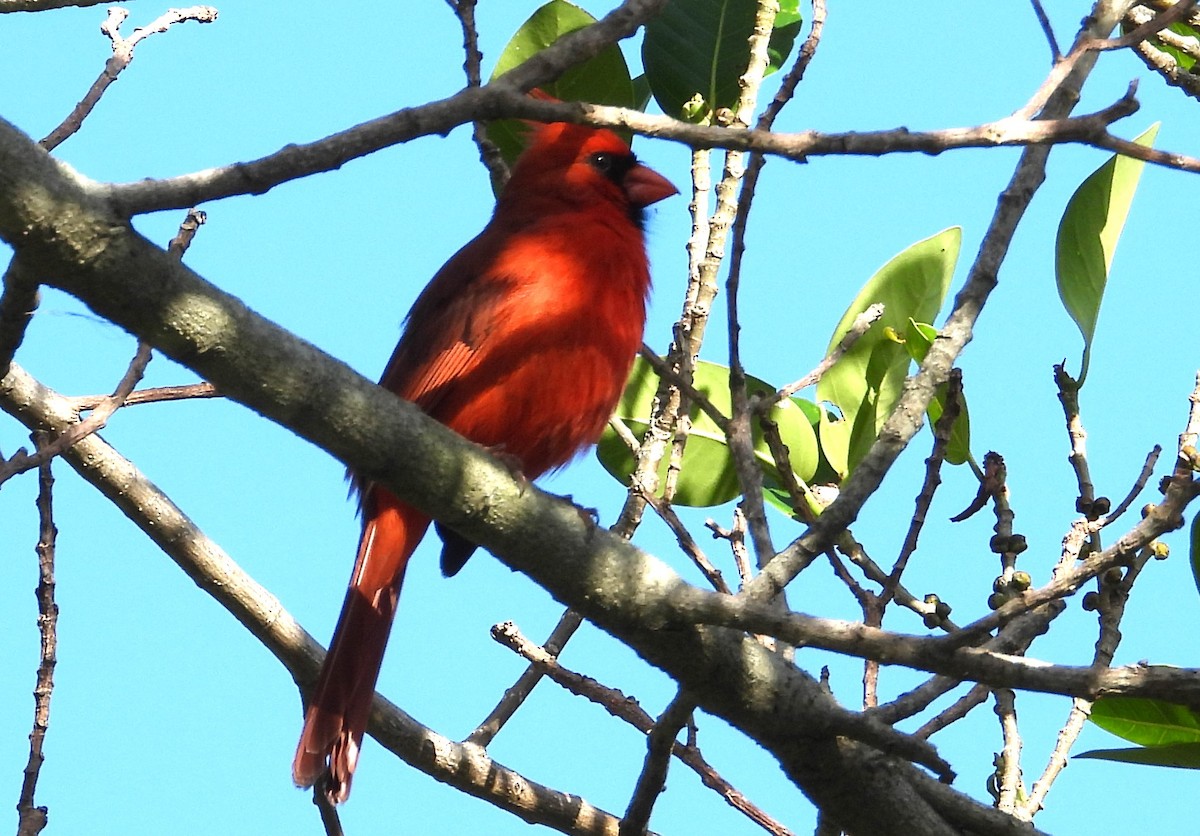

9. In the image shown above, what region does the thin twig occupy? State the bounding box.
[915,685,992,740]
[0,342,152,486]
[722,0,798,568]
[621,693,694,836]
[880,371,963,611]
[40,7,219,150]
[751,304,883,415]
[493,622,790,835]
[1092,0,1196,50]
[1029,0,1062,60]
[68,381,218,411]
[640,488,730,593]
[445,0,509,190]
[168,208,207,257]
[465,610,584,746]
[16,432,58,836]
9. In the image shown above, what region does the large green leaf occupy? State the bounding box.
[597,357,819,508]
[1090,696,1200,746]
[903,320,972,466]
[816,228,961,477]
[642,0,802,120]
[1082,696,1200,768]
[1076,743,1200,769]
[488,1,637,165]
[1055,123,1159,385]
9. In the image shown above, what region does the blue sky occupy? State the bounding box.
[2,2,1199,834]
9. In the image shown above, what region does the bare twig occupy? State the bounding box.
[881,371,963,611]
[445,0,509,190]
[1029,0,1063,60]
[40,6,220,151]
[751,304,884,415]
[168,208,207,257]
[0,342,152,486]
[621,693,693,836]
[466,610,584,746]
[641,488,730,593]
[1093,0,1196,50]
[16,432,58,836]
[915,685,992,740]
[992,689,1024,814]
[493,622,790,835]
[68,381,218,411]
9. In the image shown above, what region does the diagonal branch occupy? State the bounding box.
[0,362,646,836]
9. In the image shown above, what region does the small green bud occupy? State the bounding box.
[1152,541,1170,559]
[1011,571,1032,591]
[681,94,712,125]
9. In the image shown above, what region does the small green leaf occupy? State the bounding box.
[1090,696,1200,747]
[643,0,802,119]
[596,357,819,508]
[1191,511,1200,599]
[1076,743,1200,769]
[903,320,972,466]
[816,228,961,476]
[1055,123,1159,385]
[488,1,636,166]
[767,0,803,77]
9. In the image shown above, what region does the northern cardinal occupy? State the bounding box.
[292,117,676,802]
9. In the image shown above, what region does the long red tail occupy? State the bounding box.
[292,488,430,802]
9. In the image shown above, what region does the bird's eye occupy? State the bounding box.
[588,151,634,185]
[589,152,617,175]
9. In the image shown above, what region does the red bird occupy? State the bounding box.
[292,119,676,801]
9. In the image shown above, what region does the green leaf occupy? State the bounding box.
[1090,696,1200,747]
[1055,123,1159,385]
[488,1,636,166]
[1192,512,1200,599]
[767,0,803,77]
[1076,743,1200,769]
[816,228,961,476]
[903,320,972,465]
[642,0,802,120]
[596,357,819,508]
